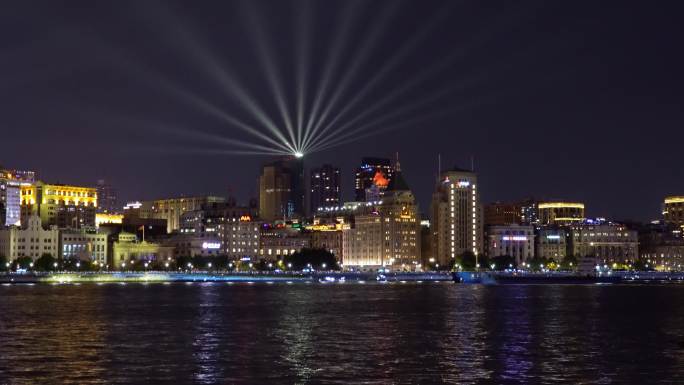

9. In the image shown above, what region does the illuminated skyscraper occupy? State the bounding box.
[310,164,341,214]
[258,157,304,221]
[354,157,394,202]
[431,167,483,267]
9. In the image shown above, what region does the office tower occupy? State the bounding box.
[431,166,483,267]
[354,157,394,202]
[258,157,304,221]
[310,164,341,213]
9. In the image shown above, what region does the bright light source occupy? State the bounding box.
[294,151,304,158]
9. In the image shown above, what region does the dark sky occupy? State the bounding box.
[2,0,682,221]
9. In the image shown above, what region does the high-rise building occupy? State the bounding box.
[343,162,420,270]
[354,157,394,202]
[431,167,483,267]
[96,179,118,214]
[537,201,585,225]
[258,157,304,221]
[310,164,341,214]
[20,182,97,229]
[0,167,34,227]
[664,196,684,228]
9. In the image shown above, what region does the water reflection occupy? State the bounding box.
[0,283,683,384]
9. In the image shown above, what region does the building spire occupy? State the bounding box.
[395,151,401,172]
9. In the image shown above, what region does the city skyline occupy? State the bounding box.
[3,1,683,220]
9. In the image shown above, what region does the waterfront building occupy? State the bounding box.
[164,232,224,258]
[354,157,394,202]
[663,196,684,229]
[538,201,585,225]
[309,226,344,261]
[96,179,118,213]
[484,201,522,226]
[111,232,174,268]
[20,182,97,229]
[258,157,304,221]
[638,221,684,271]
[59,227,108,264]
[343,163,420,270]
[224,218,262,261]
[485,224,535,265]
[132,196,226,233]
[0,167,34,227]
[310,164,341,214]
[535,227,569,260]
[430,167,483,267]
[0,215,58,260]
[568,219,638,264]
[178,202,260,260]
[259,225,310,260]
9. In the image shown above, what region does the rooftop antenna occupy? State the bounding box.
[471,155,475,172]
[395,151,401,172]
[438,153,442,179]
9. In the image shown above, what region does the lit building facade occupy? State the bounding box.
[111,232,175,268]
[430,167,483,267]
[485,224,535,265]
[224,219,262,261]
[535,227,569,260]
[59,228,108,264]
[664,196,684,229]
[20,182,97,229]
[343,166,420,270]
[310,164,341,214]
[258,157,304,221]
[538,202,585,225]
[354,157,394,202]
[135,196,226,233]
[568,220,638,264]
[258,225,310,260]
[0,216,58,260]
[0,167,34,227]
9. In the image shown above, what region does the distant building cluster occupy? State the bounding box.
[0,159,682,272]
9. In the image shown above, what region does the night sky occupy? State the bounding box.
[2,0,682,221]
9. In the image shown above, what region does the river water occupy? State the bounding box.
[0,282,683,384]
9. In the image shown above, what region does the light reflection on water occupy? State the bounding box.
[0,284,683,384]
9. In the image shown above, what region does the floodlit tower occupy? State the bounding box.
[431,166,483,267]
